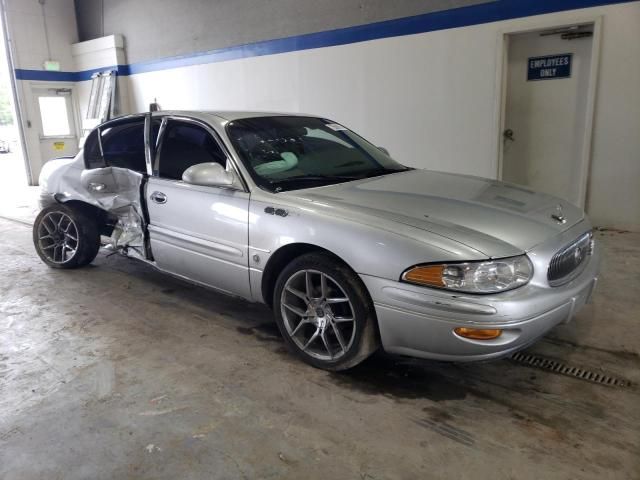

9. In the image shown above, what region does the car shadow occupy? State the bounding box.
[95,251,540,403]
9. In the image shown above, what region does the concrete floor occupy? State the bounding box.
[0,184,639,478]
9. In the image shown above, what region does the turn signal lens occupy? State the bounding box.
[454,327,502,340]
[402,265,445,287]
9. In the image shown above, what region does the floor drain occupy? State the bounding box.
[510,352,629,387]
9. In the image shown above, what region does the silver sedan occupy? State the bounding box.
[34,111,600,370]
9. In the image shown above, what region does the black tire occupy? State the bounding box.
[33,203,101,269]
[273,252,379,371]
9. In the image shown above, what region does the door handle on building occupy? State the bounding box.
[503,128,515,142]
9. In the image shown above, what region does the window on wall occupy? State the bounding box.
[86,70,116,122]
[38,96,71,137]
[157,121,227,180]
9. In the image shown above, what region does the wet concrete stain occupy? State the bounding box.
[236,322,283,344]
[330,353,468,401]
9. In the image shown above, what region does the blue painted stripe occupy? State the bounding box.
[13,0,637,82]
[14,65,122,81]
[14,69,78,81]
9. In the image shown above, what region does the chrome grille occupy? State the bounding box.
[547,232,593,286]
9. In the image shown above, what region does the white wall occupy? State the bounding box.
[586,4,640,230]
[5,0,77,71]
[3,0,78,183]
[124,2,640,230]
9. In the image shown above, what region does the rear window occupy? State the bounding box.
[101,121,146,172]
[84,118,148,173]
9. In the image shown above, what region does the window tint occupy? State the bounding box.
[157,121,227,180]
[100,120,147,173]
[148,118,162,164]
[83,129,104,169]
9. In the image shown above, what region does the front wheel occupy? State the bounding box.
[273,252,379,371]
[33,203,100,269]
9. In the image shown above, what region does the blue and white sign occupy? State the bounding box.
[527,53,572,81]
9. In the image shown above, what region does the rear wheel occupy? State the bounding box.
[33,203,100,269]
[273,252,379,371]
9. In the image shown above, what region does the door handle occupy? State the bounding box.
[150,191,167,204]
[503,128,515,142]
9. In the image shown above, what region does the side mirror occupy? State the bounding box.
[377,146,390,156]
[182,162,236,187]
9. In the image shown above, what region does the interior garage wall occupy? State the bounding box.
[71,1,640,231]
[74,1,639,230]
[74,0,490,63]
[2,0,79,184]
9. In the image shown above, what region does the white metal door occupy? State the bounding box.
[502,26,594,207]
[32,86,79,161]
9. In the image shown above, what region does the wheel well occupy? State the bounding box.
[261,243,344,308]
[59,200,115,236]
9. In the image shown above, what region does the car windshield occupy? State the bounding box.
[226,116,410,192]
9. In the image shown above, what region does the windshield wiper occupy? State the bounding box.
[270,174,360,184]
[269,169,412,191]
[360,167,412,178]
[272,168,411,184]
[270,174,361,192]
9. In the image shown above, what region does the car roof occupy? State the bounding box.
[98,110,324,131]
[153,110,320,121]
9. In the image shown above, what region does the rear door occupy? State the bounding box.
[145,117,251,298]
[80,116,150,254]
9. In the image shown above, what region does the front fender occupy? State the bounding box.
[248,190,485,303]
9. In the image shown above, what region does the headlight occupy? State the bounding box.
[401,255,533,294]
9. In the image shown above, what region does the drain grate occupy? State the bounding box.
[510,352,629,387]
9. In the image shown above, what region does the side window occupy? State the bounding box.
[100,120,147,173]
[83,129,105,169]
[157,121,227,181]
[151,118,162,150]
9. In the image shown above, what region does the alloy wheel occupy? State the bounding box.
[280,269,356,361]
[36,211,79,264]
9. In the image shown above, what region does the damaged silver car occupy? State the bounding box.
[34,111,600,370]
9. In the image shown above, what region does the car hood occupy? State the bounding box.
[285,170,584,258]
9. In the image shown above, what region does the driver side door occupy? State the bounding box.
[146,117,251,299]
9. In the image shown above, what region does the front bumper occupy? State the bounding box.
[360,221,600,362]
